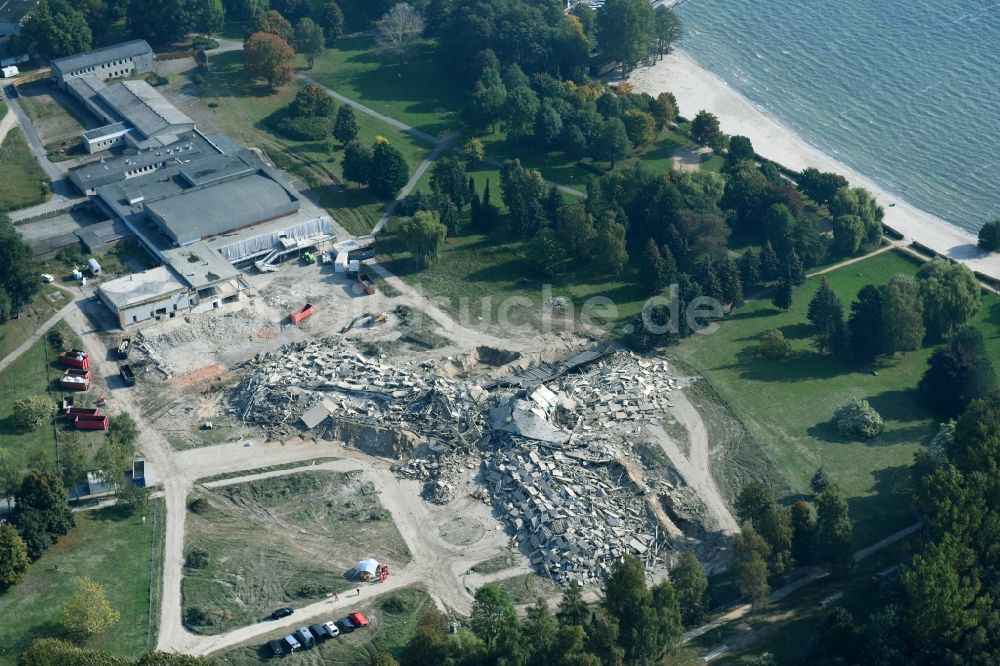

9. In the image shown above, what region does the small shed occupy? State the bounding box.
[2,65,19,78]
[354,558,379,581]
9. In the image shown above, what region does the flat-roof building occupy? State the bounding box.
[51,39,154,87]
[97,266,191,327]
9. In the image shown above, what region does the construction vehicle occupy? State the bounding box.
[303,251,315,265]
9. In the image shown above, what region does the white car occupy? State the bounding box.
[322,621,340,638]
[41,274,54,283]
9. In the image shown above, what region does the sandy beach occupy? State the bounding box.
[628,49,1000,282]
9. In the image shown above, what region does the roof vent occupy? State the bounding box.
[127,192,144,205]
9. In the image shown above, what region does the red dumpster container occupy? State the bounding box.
[289,303,316,324]
[73,414,109,430]
[60,369,92,391]
[59,349,90,369]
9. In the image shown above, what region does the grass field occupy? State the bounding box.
[0,287,71,362]
[216,587,435,665]
[160,50,436,235]
[0,502,163,665]
[182,471,411,635]
[0,128,51,212]
[306,36,464,139]
[16,82,89,161]
[673,249,1000,547]
[0,320,107,481]
[490,572,562,605]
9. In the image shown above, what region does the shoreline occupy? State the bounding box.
[627,49,1000,282]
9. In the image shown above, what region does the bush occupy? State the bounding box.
[145,72,169,87]
[296,582,333,598]
[834,399,883,439]
[755,329,790,359]
[978,219,1000,253]
[382,595,408,613]
[272,115,331,141]
[192,36,219,50]
[185,607,209,627]
[188,497,209,514]
[56,244,86,266]
[185,549,209,569]
[46,329,69,351]
[12,394,54,431]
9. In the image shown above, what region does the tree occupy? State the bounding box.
[250,9,293,44]
[342,140,373,185]
[810,468,831,495]
[834,398,883,439]
[470,584,516,647]
[754,328,790,359]
[807,278,845,354]
[977,219,1000,252]
[398,210,446,269]
[225,0,269,21]
[880,273,925,353]
[557,582,588,627]
[603,555,665,664]
[117,483,150,513]
[59,439,87,490]
[375,3,424,59]
[623,110,656,148]
[641,238,669,294]
[534,103,564,148]
[464,138,485,163]
[62,576,120,639]
[739,249,760,290]
[848,284,883,361]
[289,84,335,118]
[0,524,29,587]
[652,5,682,57]
[832,213,865,256]
[727,135,754,163]
[194,0,225,36]
[771,275,792,311]
[470,68,507,133]
[596,118,630,168]
[0,450,19,512]
[831,187,883,251]
[759,241,780,281]
[690,110,724,150]
[127,0,199,45]
[526,228,569,276]
[918,326,997,418]
[733,526,770,609]
[244,32,295,89]
[369,138,410,198]
[595,211,628,275]
[790,500,815,566]
[814,485,854,575]
[12,469,74,560]
[785,249,805,286]
[797,168,848,206]
[318,1,345,45]
[430,156,470,207]
[672,550,707,626]
[0,216,41,323]
[12,395,54,431]
[597,0,654,75]
[522,597,558,665]
[917,258,981,341]
[436,196,460,236]
[502,86,539,140]
[294,18,325,68]
[555,204,597,265]
[21,0,92,60]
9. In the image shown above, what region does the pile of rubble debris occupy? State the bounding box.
[138,310,274,377]
[228,337,486,454]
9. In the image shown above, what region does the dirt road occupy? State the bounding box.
[645,389,739,535]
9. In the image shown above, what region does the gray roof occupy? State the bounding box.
[96,81,193,139]
[145,172,299,245]
[51,39,152,75]
[71,131,221,191]
[161,241,240,290]
[66,74,105,104]
[98,266,186,310]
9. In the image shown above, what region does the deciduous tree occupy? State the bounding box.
[12,470,74,560]
[21,0,92,59]
[12,395,54,432]
[430,156,470,207]
[690,110,724,150]
[294,17,325,68]
[597,0,654,76]
[62,576,120,639]
[244,32,295,89]
[470,584,517,647]
[917,258,981,341]
[880,273,925,353]
[342,140,373,185]
[848,284,883,361]
[796,168,847,206]
[399,210,446,269]
[318,1,345,45]
[977,219,1000,252]
[918,326,996,417]
[672,550,707,626]
[0,524,29,587]
[651,92,678,130]
[596,118,629,168]
[249,9,293,44]
[375,3,424,59]
[814,485,854,575]
[652,5,682,58]
[594,211,628,275]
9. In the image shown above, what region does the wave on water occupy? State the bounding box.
[674,0,1000,233]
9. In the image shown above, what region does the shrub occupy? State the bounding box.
[188,497,209,514]
[185,607,209,626]
[46,329,69,351]
[834,399,883,439]
[185,549,209,569]
[144,72,168,87]
[978,219,1000,253]
[12,395,54,431]
[297,583,333,598]
[207,101,219,108]
[382,595,408,613]
[57,244,87,266]
[272,115,331,141]
[755,329,790,359]
[192,36,219,50]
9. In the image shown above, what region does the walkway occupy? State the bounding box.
[0,293,76,373]
[806,241,901,279]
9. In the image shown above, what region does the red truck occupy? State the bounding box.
[289,303,316,324]
[73,414,109,430]
[59,349,90,370]
[60,368,92,391]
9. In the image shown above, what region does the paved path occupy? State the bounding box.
[0,293,75,372]
[371,142,447,234]
[807,241,900,278]
[686,520,924,648]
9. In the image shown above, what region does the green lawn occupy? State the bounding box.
[0,502,163,665]
[0,320,105,480]
[0,287,71,363]
[185,50,435,233]
[216,587,435,665]
[0,128,51,212]
[672,249,1000,547]
[306,36,464,139]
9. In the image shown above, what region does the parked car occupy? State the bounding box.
[267,639,284,657]
[294,627,315,648]
[309,624,329,641]
[271,607,294,620]
[322,621,340,638]
[348,611,370,628]
[40,274,54,283]
[335,616,356,633]
[282,634,301,652]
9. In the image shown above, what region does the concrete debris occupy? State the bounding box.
[138,310,273,377]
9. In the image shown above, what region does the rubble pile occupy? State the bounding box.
[138,310,273,376]
[229,338,486,451]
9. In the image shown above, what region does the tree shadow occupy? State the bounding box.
[89,504,132,523]
[725,351,848,383]
[866,388,929,424]
[806,416,934,448]
[777,322,813,341]
[846,465,919,548]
